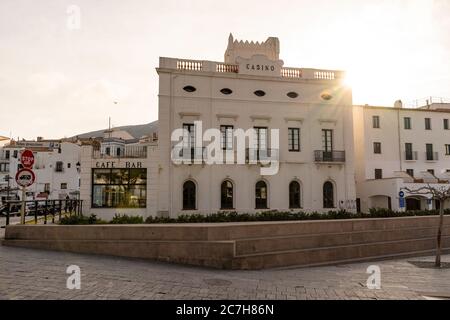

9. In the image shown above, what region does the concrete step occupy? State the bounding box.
[236,226,450,255]
[3,239,236,269]
[232,236,450,269]
[271,248,450,270]
[7,216,450,241]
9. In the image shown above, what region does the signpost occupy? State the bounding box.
[20,149,35,168]
[16,150,35,224]
[399,190,405,210]
[15,168,36,188]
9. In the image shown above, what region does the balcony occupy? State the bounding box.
[93,146,148,159]
[245,148,279,164]
[314,150,345,163]
[404,151,418,161]
[172,147,207,164]
[425,152,439,162]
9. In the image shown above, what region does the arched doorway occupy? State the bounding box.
[255,181,268,209]
[405,197,421,211]
[183,180,196,210]
[323,181,334,208]
[289,181,301,208]
[220,180,234,209]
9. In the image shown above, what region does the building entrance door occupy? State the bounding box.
[406,198,421,211]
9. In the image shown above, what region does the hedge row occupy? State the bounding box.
[59,208,450,225]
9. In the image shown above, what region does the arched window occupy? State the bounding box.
[255,181,268,209]
[220,180,234,209]
[289,181,301,208]
[323,181,334,208]
[183,180,196,210]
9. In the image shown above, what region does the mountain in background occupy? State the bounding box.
[71,120,158,140]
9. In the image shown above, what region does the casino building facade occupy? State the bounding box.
[80,34,356,219]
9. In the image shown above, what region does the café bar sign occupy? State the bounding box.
[95,161,143,169]
[236,54,284,76]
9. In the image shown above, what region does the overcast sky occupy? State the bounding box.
[1,0,449,139]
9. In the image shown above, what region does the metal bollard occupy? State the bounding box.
[59,200,62,221]
[6,202,10,226]
[44,200,47,225]
[51,200,55,224]
[34,200,38,224]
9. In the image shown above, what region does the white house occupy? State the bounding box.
[3,140,81,202]
[353,101,450,212]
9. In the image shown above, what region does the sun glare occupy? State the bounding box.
[329,1,436,107]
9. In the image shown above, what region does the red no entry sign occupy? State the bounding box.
[20,149,35,168]
[15,168,36,187]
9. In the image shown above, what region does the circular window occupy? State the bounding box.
[183,85,196,93]
[321,92,333,101]
[287,92,299,99]
[220,88,233,95]
[254,90,266,97]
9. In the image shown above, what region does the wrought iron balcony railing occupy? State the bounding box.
[314,150,345,163]
[425,152,439,161]
[172,147,207,164]
[93,146,148,159]
[404,151,418,161]
[245,148,279,164]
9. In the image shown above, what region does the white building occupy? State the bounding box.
[79,137,158,219]
[2,140,81,202]
[156,34,356,216]
[354,101,450,212]
[80,34,357,220]
[79,35,450,220]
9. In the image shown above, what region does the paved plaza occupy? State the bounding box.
[0,237,449,300]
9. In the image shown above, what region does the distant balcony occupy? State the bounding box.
[93,146,148,159]
[245,148,279,164]
[172,147,207,164]
[425,152,439,161]
[404,151,418,161]
[314,150,345,163]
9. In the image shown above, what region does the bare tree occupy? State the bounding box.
[402,184,450,267]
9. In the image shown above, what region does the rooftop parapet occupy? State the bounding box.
[158,57,344,81]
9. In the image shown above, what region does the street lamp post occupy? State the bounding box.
[4,174,12,202]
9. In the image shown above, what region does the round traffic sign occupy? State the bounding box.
[15,168,36,187]
[20,149,34,168]
[399,191,405,198]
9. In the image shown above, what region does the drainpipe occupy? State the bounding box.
[169,74,175,217]
[395,101,402,172]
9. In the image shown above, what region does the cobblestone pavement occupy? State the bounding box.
[0,243,449,300]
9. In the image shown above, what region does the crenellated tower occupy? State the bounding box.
[224,33,280,63]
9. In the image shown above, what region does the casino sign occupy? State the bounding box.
[236,54,284,77]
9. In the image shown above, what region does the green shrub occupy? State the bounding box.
[59,214,104,225]
[60,208,449,225]
[110,214,144,224]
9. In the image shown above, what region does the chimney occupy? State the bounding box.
[394,100,403,109]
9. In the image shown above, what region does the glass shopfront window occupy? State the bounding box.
[92,168,147,208]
